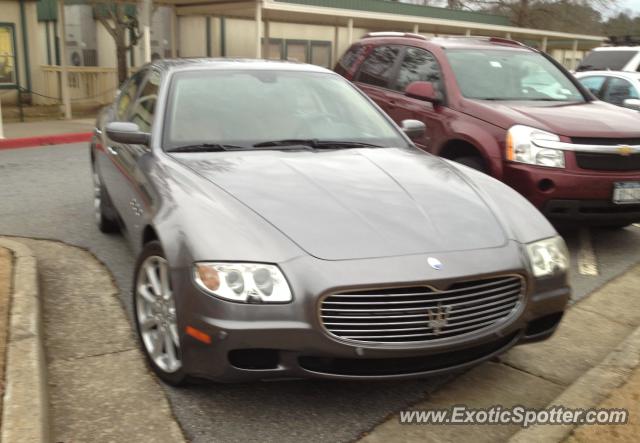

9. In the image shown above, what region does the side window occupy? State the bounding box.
[356,45,400,88]
[603,77,639,106]
[579,76,606,98]
[335,44,366,76]
[116,71,146,120]
[129,71,160,133]
[395,47,443,96]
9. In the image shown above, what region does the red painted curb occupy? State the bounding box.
[0,132,93,150]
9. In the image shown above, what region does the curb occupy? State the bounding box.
[0,132,92,150]
[509,323,640,443]
[0,238,48,443]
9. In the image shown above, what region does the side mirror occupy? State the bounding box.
[405,81,441,104]
[623,98,640,111]
[401,119,426,140]
[105,122,150,145]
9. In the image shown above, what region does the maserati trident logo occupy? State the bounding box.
[617,145,633,156]
[427,303,452,335]
[428,257,443,270]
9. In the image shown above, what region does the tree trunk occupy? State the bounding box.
[116,31,128,86]
[515,0,531,27]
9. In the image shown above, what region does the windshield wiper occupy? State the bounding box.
[253,139,386,149]
[167,143,246,153]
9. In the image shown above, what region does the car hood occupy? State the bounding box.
[173,148,508,261]
[461,100,640,138]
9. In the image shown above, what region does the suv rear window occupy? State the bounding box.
[335,45,367,76]
[576,50,638,72]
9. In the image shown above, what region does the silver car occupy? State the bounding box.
[91,59,570,385]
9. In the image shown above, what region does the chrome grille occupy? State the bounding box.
[320,275,525,343]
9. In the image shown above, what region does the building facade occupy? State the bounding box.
[0,0,605,112]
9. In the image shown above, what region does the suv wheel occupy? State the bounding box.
[453,156,487,173]
[133,241,188,386]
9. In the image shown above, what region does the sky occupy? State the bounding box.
[617,0,640,15]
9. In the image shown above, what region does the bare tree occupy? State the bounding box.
[94,2,142,85]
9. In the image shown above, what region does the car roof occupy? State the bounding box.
[575,70,640,80]
[590,46,640,52]
[146,58,333,74]
[357,34,534,52]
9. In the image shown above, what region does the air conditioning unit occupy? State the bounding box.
[64,4,98,66]
[150,6,172,60]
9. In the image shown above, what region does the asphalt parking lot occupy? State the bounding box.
[2,143,640,442]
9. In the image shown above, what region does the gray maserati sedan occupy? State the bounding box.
[90,59,570,385]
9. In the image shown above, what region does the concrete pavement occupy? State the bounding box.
[7,237,185,443]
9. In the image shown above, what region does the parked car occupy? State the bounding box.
[91,59,570,385]
[575,71,640,111]
[335,33,640,227]
[576,46,640,73]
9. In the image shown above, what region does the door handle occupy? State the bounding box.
[107,146,119,156]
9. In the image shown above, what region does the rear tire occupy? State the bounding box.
[92,165,120,233]
[452,155,487,173]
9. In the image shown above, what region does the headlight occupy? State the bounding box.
[506,125,565,168]
[526,236,569,278]
[194,262,292,303]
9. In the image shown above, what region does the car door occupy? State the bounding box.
[100,69,150,238]
[97,71,146,227]
[386,46,450,152]
[353,45,402,116]
[578,75,607,99]
[601,76,639,107]
[113,69,161,244]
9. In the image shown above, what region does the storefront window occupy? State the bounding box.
[0,24,17,86]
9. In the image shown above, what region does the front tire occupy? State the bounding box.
[133,241,188,386]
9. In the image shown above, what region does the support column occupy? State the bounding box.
[264,20,270,59]
[332,24,340,67]
[541,36,548,53]
[141,0,152,63]
[0,97,4,139]
[255,0,263,58]
[505,32,512,39]
[571,39,579,70]
[347,18,354,44]
[413,24,419,34]
[170,6,178,57]
[465,29,471,37]
[58,0,71,119]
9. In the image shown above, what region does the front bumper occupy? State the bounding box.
[172,243,570,382]
[503,162,640,224]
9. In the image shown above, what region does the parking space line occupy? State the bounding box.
[577,228,598,276]
[633,223,640,228]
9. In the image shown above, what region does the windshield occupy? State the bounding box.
[577,50,637,71]
[446,49,584,102]
[163,69,408,150]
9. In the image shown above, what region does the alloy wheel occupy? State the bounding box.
[135,255,182,373]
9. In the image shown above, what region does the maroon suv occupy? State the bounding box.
[336,33,640,227]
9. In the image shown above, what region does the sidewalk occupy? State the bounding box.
[0,118,95,149]
[2,237,185,443]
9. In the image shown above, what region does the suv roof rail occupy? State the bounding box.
[436,35,526,47]
[362,32,428,40]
